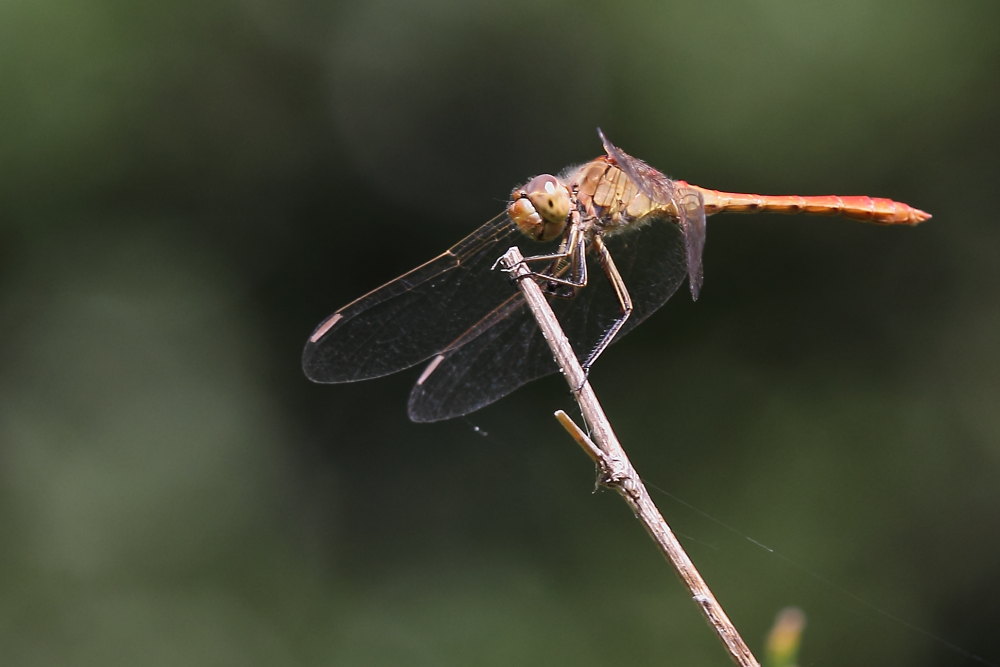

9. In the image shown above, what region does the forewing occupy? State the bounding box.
[598,129,706,299]
[302,212,533,383]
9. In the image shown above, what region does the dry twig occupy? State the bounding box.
[498,246,759,667]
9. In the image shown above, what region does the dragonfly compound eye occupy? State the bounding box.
[508,174,570,242]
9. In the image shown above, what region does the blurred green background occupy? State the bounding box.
[2,0,998,664]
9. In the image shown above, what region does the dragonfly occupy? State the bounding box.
[303,130,930,422]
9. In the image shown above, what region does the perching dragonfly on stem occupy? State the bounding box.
[303,130,930,421]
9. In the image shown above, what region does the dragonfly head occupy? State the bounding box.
[509,174,570,242]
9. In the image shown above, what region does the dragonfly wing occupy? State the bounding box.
[302,213,533,383]
[407,213,688,421]
[675,186,706,299]
[598,129,706,299]
[407,290,545,421]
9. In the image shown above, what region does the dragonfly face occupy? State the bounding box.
[508,173,572,242]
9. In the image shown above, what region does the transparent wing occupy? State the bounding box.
[408,213,688,421]
[302,212,549,383]
[599,128,706,299]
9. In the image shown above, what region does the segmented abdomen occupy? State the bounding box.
[684,182,931,225]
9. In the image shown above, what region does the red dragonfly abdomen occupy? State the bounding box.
[681,181,931,225]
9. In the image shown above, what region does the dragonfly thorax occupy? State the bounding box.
[508,173,571,242]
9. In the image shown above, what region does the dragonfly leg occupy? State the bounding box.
[498,211,589,297]
[581,234,633,374]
